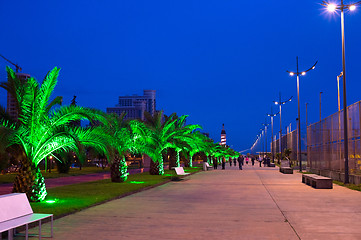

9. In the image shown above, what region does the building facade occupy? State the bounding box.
[7,72,31,120]
[106,90,156,120]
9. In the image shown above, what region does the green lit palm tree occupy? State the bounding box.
[101,113,145,182]
[0,67,108,201]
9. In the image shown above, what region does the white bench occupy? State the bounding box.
[202,162,213,171]
[0,193,53,240]
[174,167,190,176]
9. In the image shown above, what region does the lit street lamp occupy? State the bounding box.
[273,93,292,162]
[321,0,361,183]
[287,57,317,172]
[267,108,279,163]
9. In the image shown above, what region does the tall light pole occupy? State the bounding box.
[337,72,343,171]
[337,72,343,112]
[306,103,309,127]
[260,129,264,157]
[274,93,292,162]
[267,108,279,163]
[319,92,323,122]
[287,57,317,172]
[322,0,360,183]
[263,122,269,155]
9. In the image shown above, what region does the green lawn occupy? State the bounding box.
[0,167,110,184]
[30,166,202,218]
[333,180,361,192]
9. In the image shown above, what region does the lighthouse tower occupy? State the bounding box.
[220,124,226,146]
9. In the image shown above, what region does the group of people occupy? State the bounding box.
[212,155,257,170]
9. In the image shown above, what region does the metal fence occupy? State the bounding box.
[307,100,361,175]
[271,127,307,163]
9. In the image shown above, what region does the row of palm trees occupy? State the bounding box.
[0,67,239,202]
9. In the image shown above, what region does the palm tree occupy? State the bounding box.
[100,113,145,182]
[0,67,108,201]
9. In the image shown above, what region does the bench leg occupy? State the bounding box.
[8,229,13,240]
[39,219,41,240]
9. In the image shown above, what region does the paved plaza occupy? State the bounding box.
[19,164,361,239]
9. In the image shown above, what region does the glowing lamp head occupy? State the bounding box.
[312,66,316,69]
[327,3,337,12]
[274,101,278,105]
[289,72,294,76]
[349,5,356,11]
[301,72,306,76]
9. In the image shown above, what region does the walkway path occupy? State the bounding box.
[31,164,361,239]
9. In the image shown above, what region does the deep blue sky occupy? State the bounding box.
[1,1,361,152]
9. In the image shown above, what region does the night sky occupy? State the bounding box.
[1,1,361,152]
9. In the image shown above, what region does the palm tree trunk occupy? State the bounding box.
[110,156,128,182]
[168,148,177,170]
[149,155,164,175]
[13,159,47,202]
[176,150,180,167]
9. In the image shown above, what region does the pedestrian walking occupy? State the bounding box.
[245,157,249,165]
[259,157,262,167]
[213,157,218,169]
[241,155,244,166]
[233,157,237,166]
[237,156,242,170]
[229,157,232,166]
[251,157,255,166]
[222,157,226,170]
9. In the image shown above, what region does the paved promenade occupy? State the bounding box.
[27,164,361,239]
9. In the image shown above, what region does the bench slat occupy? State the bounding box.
[0,213,52,232]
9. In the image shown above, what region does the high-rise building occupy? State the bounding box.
[220,124,226,146]
[7,72,31,120]
[106,90,156,120]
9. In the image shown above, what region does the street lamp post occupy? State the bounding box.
[322,0,361,183]
[274,93,292,163]
[287,57,317,172]
[260,129,264,157]
[306,103,309,127]
[263,122,269,156]
[337,72,343,112]
[320,92,323,122]
[267,108,279,163]
[337,72,343,171]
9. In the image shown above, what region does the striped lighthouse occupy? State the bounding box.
[220,124,226,146]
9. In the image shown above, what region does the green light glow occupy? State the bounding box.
[45,200,56,204]
[130,181,145,184]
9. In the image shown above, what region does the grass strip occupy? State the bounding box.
[0,167,110,184]
[30,167,201,219]
[333,180,361,191]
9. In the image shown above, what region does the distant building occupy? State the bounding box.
[106,90,156,120]
[220,124,226,146]
[7,72,31,120]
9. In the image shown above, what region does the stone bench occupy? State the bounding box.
[280,167,293,174]
[268,163,276,167]
[0,193,53,240]
[302,174,333,189]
